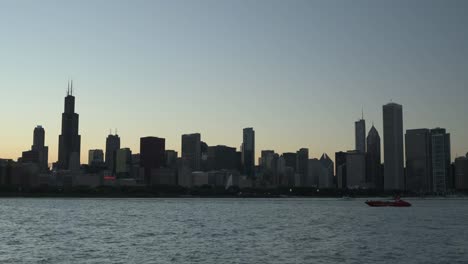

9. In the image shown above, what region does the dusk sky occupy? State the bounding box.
[1,0,467,163]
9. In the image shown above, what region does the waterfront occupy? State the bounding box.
[0,198,467,264]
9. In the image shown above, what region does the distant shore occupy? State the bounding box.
[0,186,466,199]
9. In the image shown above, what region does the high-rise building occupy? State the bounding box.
[366,125,382,189]
[116,148,132,178]
[165,150,178,169]
[31,126,48,172]
[242,128,255,178]
[355,117,366,153]
[105,133,121,174]
[383,102,404,190]
[335,151,347,189]
[58,81,81,170]
[207,145,238,171]
[296,148,309,186]
[431,128,451,193]
[345,151,366,189]
[282,152,297,171]
[140,137,165,185]
[181,133,201,171]
[320,153,334,188]
[88,149,104,165]
[405,129,432,193]
[455,155,468,190]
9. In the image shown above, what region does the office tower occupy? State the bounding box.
[260,150,279,185]
[455,155,468,190]
[88,149,104,165]
[140,137,165,185]
[320,153,334,188]
[431,128,451,193]
[296,148,309,186]
[242,128,255,178]
[405,129,432,193]
[31,126,49,172]
[165,150,178,169]
[105,133,121,174]
[346,151,366,188]
[355,115,366,153]
[58,81,81,170]
[282,152,297,171]
[207,145,238,171]
[116,148,132,178]
[383,102,404,190]
[335,151,347,189]
[366,125,382,190]
[181,133,201,171]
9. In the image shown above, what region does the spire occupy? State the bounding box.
[71,80,73,96]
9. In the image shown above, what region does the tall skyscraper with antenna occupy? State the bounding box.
[57,81,81,170]
[355,109,366,153]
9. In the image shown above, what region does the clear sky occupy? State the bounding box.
[1,0,467,164]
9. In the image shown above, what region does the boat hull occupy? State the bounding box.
[365,200,411,207]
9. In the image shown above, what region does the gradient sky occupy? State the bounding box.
[1,0,467,164]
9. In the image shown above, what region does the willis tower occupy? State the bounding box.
[58,81,81,170]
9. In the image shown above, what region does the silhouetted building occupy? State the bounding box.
[405,129,432,193]
[21,126,49,172]
[383,102,404,190]
[260,150,279,185]
[335,151,347,189]
[58,82,81,170]
[182,133,201,171]
[320,153,334,188]
[346,151,366,189]
[282,152,297,171]
[165,150,178,169]
[207,145,238,171]
[116,148,132,178]
[140,137,165,185]
[431,128,451,192]
[296,148,309,186]
[242,128,255,178]
[105,133,121,175]
[366,125,382,189]
[88,149,104,165]
[355,117,366,153]
[455,155,468,190]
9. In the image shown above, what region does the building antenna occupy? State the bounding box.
[71,79,73,96]
[361,106,364,120]
[115,128,118,135]
[67,80,70,96]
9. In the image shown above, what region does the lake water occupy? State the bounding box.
[0,198,467,264]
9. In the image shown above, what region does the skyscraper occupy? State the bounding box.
[88,149,104,165]
[242,128,255,178]
[335,151,347,189]
[181,133,201,171]
[405,129,432,193]
[355,116,366,153]
[366,125,382,190]
[455,155,468,190]
[383,102,404,190]
[32,125,48,172]
[140,137,165,185]
[296,148,309,186]
[105,133,121,174]
[431,128,451,193]
[58,81,81,170]
[116,148,132,179]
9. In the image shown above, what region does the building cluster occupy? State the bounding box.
[1,84,468,193]
[336,102,468,193]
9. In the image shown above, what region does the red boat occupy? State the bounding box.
[365,198,411,207]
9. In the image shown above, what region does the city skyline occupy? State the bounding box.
[1,1,468,163]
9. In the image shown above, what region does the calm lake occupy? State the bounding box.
[0,198,467,263]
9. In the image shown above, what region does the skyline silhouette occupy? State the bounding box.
[1,1,467,164]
